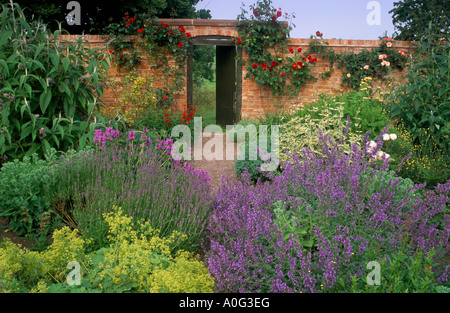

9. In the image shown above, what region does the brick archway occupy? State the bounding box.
[187,35,243,126]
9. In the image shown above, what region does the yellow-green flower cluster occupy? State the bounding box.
[0,206,215,293]
[0,227,91,292]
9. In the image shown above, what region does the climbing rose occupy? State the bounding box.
[138,28,144,34]
[271,61,277,67]
[281,72,286,76]
[277,10,282,17]
[253,63,258,68]
[178,42,184,48]
[298,47,302,53]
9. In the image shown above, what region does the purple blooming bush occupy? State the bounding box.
[207,129,450,292]
[48,127,211,253]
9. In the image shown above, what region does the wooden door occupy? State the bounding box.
[216,45,236,127]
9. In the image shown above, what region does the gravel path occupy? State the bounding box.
[191,131,242,195]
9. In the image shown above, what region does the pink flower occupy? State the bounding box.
[363,65,370,70]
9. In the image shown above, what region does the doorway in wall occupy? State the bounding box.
[187,36,242,129]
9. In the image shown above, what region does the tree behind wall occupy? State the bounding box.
[0,0,211,34]
[390,0,450,41]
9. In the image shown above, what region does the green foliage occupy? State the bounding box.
[104,13,190,108]
[0,1,110,161]
[384,121,450,188]
[0,0,210,34]
[237,0,318,96]
[389,0,450,41]
[272,201,315,249]
[386,33,450,154]
[193,45,215,86]
[278,101,362,164]
[309,33,408,90]
[303,81,390,139]
[344,246,439,293]
[0,152,60,236]
[0,208,215,293]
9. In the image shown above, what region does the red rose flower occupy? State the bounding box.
[298,47,302,53]
[238,39,242,44]
[281,72,285,76]
[138,28,144,34]
[129,17,134,22]
[253,63,258,68]
[167,31,173,34]
[163,96,168,100]
[119,54,123,58]
[271,61,277,67]
[178,42,184,48]
[289,47,294,53]
[277,10,282,17]
[125,23,130,27]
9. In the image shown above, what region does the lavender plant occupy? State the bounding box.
[208,127,450,293]
[47,129,212,253]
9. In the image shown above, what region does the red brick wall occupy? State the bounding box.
[59,19,413,121]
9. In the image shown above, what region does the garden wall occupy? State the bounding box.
[59,19,413,121]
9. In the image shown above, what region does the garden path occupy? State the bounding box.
[192,131,242,195]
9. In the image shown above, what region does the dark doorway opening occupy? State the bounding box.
[187,36,242,128]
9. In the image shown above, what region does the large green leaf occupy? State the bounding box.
[39,89,52,114]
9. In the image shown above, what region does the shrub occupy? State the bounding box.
[48,131,212,253]
[278,101,362,164]
[103,69,157,128]
[385,121,450,188]
[386,32,449,154]
[0,2,110,160]
[0,207,214,293]
[0,152,60,236]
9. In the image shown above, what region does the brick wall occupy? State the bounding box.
[59,19,413,121]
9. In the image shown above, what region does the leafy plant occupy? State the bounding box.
[386,31,449,154]
[0,207,215,293]
[0,1,111,161]
[237,0,318,96]
[277,100,362,164]
[104,12,191,108]
[309,33,408,90]
[48,133,211,253]
[0,152,60,236]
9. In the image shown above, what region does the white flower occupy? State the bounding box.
[386,42,393,47]
[363,65,370,70]
[383,134,391,141]
[368,140,377,148]
[390,134,397,141]
[375,151,391,160]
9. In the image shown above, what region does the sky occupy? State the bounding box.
[195,0,398,40]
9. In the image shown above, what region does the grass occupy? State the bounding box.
[193,79,217,129]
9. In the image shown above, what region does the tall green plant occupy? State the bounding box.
[386,30,449,153]
[0,1,110,161]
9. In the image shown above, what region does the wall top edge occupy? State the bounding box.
[57,33,413,47]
